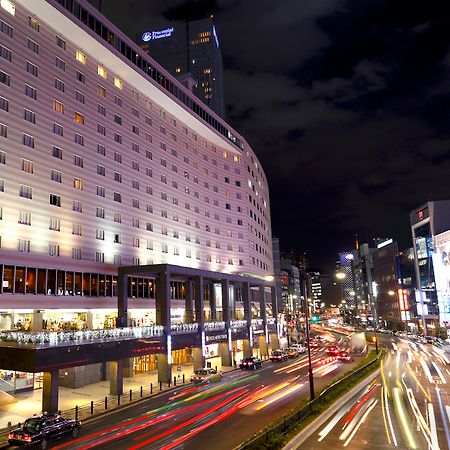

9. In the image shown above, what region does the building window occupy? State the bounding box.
[132,199,139,209]
[49,244,60,257]
[98,103,106,116]
[0,43,11,64]
[76,70,85,83]
[28,16,40,31]
[74,133,84,146]
[132,161,139,171]
[73,200,82,212]
[27,38,39,54]
[132,124,139,135]
[75,112,84,124]
[21,159,34,173]
[132,142,139,153]
[0,70,10,85]
[23,109,36,124]
[49,218,60,231]
[18,211,31,225]
[95,252,104,263]
[50,194,61,207]
[114,212,122,223]
[22,134,35,148]
[72,224,82,235]
[98,85,106,97]
[96,229,104,240]
[53,122,63,136]
[97,165,105,176]
[26,61,38,77]
[53,100,64,114]
[97,65,107,79]
[0,178,4,192]
[114,172,122,183]
[97,144,106,156]
[72,248,82,260]
[19,185,32,199]
[113,192,122,203]
[96,186,105,197]
[0,123,7,138]
[54,78,64,92]
[132,179,139,190]
[52,146,62,159]
[133,237,140,248]
[75,50,86,64]
[114,152,122,163]
[18,239,30,253]
[114,77,122,89]
[75,90,85,103]
[73,177,84,190]
[0,19,13,38]
[25,84,37,99]
[114,133,122,144]
[114,114,122,125]
[56,36,66,50]
[114,233,121,244]
[114,95,122,107]
[96,207,105,218]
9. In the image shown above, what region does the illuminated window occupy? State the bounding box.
[21,158,34,173]
[175,67,181,73]
[28,16,39,31]
[114,77,122,89]
[0,1,15,16]
[73,178,84,190]
[75,50,86,64]
[97,65,107,79]
[75,112,84,124]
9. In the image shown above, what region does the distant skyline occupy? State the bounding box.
[95,0,450,272]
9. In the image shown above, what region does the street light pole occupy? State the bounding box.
[303,278,315,401]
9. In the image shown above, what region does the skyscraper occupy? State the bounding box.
[139,17,225,118]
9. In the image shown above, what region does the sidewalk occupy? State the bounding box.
[0,364,237,429]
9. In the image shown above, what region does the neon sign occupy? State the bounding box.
[142,27,174,42]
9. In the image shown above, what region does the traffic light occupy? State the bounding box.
[311,315,319,323]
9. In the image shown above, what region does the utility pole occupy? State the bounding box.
[303,277,315,401]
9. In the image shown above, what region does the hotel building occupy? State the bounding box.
[0,0,275,403]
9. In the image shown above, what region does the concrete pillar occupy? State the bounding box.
[218,342,232,366]
[258,285,267,323]
[42,370,59,414]
[259,335,269,358]
[156,270,171,332]
[270,334,280,351]
[194,275,205,329]
[109,360,123,395]
[192,347,204,370]
[123,358,133,378]
[117,268,128,328]
[209,283,217,321]
[32,310,43,332]
[242,339,252,358]
[85,311,94,329]
[271,286,278,324]
[184,279,194,323]
[157,353,172,383]
[222,280,232,323]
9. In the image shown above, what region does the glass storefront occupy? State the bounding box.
[0,370,36,392]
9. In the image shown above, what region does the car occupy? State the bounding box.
[270,350,288,362]
[337,351,353,362]
[286,348,299,358]
[189,368,223,384]
[8,413,81,449]
[325,346,340,356]
[308,340,319,349]
[240,356,262,369]
[291,344,306,354]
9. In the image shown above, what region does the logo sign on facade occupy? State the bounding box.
[142,28,174,42]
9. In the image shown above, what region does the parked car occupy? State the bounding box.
[291,344,306,354]
[270,350,288,362]
[325,346,340,356]
[240,356,262,370]
[286,348,299,358]
[8,414,81,449]
[190,368,222,384]
[337,351,353,362]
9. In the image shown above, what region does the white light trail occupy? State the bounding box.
[343,399,378,447]
[428,402,440,450]
[318,407,348,442]
[435,386,450,449]
[383,385,398,446]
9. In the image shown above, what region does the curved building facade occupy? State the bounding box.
[0,0,273,331]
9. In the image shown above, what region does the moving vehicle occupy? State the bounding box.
[291,343,306,354]
[8,414,81,449]
[309,340,320,349]
[337,351,353,362]
[270,350,288,362]
[190,368,222,384]
[325,346,340,356]
[240,356,262,370]
[286,348,299,358]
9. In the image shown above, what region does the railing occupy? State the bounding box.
[238,351,383,449]
[204,321,226,331]
[0,326,164,347]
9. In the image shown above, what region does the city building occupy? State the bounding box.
[410,201,450,332]
[0,0,275,411]
[138,17,225,118]
[352,243,374,326]
[337,251,356,308]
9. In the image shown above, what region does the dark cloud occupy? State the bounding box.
[99,0,450,271]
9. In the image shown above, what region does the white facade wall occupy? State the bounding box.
[0,0,273,310]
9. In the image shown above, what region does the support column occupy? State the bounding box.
[184,279,194,323]
[218,342,232,366]
[192,347,204,370]
[222,280,232,323]
[85,311,94,330]
[117,268,128,328]
[270,286,280,351]
[209,283,217,321]
[156,270,172,384]
[109,360,123,395]
[242,282,253,357]
[123,358,133,378]
[42,370,59,414]
[32,310,43,332]
[258,335,269,358]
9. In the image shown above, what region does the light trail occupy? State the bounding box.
[419,356,433,383]
[383,385,398,446]
[255,383,304,411]
[435,386,450,449]
[432,362,446,384]
[406,362,431,402]
[392,387,418,449]
[343,399,378,447]
[428,402,440,450]
[342,384,379,428]
[317,407,349,442]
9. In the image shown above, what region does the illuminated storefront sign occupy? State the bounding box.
[142,27,174,42]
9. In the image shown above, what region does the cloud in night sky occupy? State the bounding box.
[96,0,450,271]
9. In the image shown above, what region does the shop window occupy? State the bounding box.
[14,267,25,294]
[26,267,36,294]
[37,269,46,294]
[3,265,13,293]
[47,269,56,295]
[99,275,105,296]
[74,272,82,296]
[90,273,98,296]
[65,272,74,295]
[82,273,90,296]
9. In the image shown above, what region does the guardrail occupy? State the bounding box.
[238,351,383,449]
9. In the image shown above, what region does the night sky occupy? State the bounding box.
[96,0,450,271]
